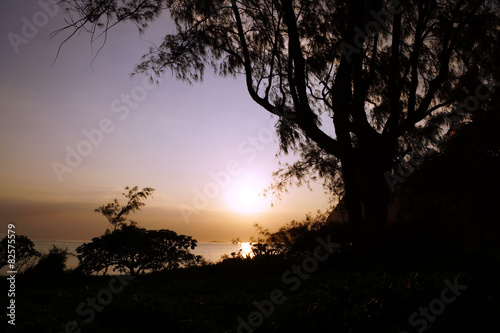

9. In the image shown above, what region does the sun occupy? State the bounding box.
[236,187,259,209]
[225,175,269,213]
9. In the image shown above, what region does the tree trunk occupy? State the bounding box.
[340,156,363,230]
[339,153,392,227]
[341,145,393,257]
[359,142,394,226]
[362,169,390,226]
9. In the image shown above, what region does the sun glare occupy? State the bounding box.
[239,242,254,258]
[225,176,269,213]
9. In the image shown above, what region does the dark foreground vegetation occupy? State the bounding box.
[1,228,500,333]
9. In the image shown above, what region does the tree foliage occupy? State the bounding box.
[56,0,500,227]
[29,246,71,276]
[95,186,155,230]
[264,143,344,207]
[76,224,203,275]
[0,235,41,274]
[248,210,341,260]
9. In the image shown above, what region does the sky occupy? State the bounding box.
[0,0,333,242]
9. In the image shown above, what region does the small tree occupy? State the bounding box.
[76,225,203,275]
[95,186,155,230]
[0,235,41,274]
[29,246,70,276]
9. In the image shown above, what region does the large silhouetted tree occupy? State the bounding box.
[56,1,500,232]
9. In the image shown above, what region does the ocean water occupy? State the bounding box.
[1,240,242,275]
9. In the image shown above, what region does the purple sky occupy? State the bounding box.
[0,0,333,242]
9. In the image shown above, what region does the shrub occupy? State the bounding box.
[28,246,70,276]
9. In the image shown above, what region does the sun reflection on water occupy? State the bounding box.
[239,242,254,258]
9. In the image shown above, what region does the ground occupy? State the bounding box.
[2,238,499,333]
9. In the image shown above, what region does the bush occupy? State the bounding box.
[27,246,70,277]
[249,211,339,261]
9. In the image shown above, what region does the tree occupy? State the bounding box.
[28,246,71,277]
[76,224,203,275]
[95,186,155,230]
[56,1,500,233]
[0,235,41,274]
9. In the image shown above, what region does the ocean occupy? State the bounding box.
[1,240,243,275]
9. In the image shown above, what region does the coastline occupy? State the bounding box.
[0,240,240,276]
